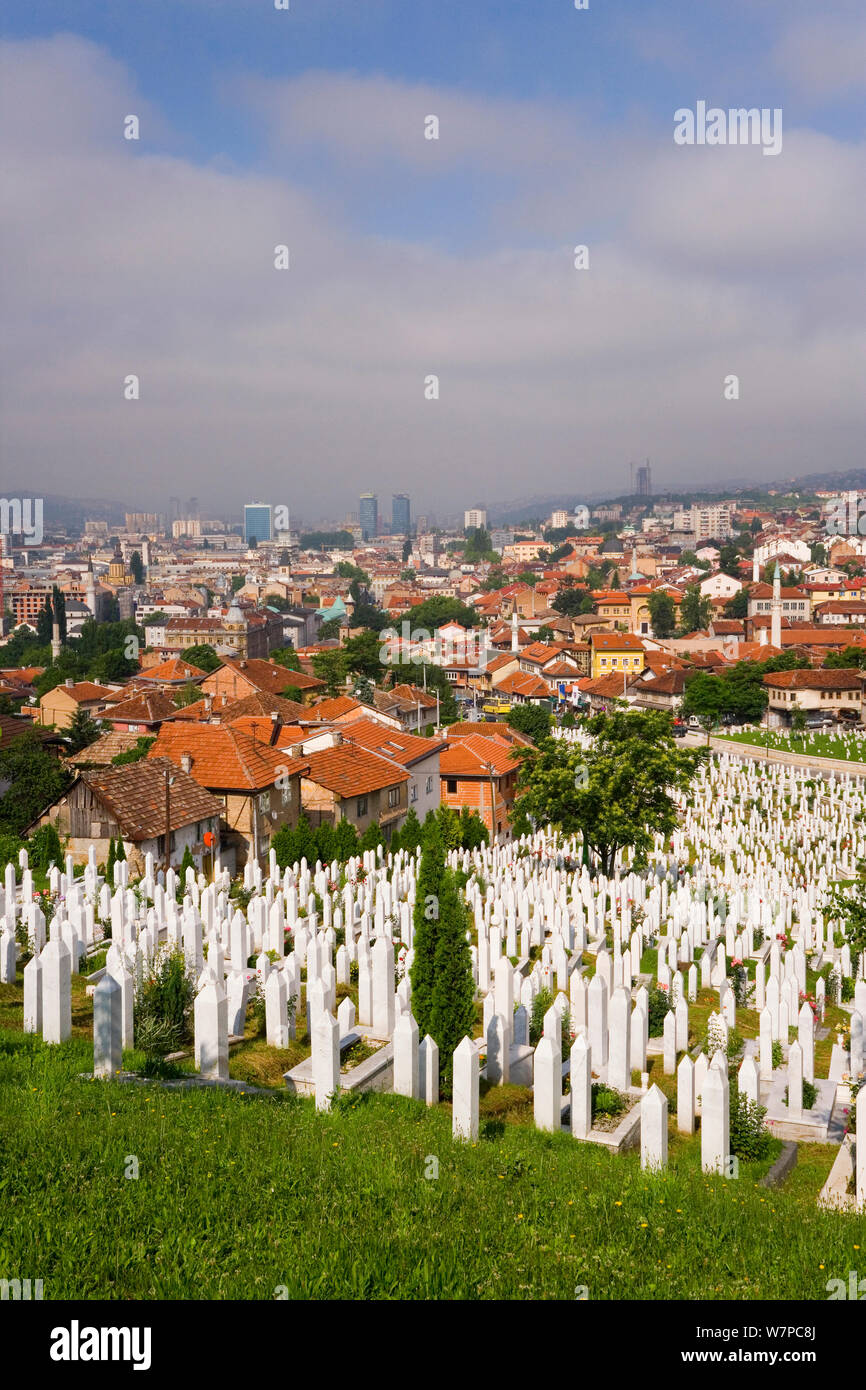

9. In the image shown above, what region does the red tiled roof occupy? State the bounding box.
[303,743,409,797]
[148,723,309,791]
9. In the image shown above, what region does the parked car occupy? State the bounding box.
[803,712,834,729]
[672,721,687,738]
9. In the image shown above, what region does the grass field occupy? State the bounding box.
[716,730,866,762]
[1,994,864,1298]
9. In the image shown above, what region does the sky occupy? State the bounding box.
[1,0,865,525]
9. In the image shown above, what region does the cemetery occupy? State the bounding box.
[2,727,866,1299]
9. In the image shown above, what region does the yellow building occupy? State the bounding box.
[590,631,646,679]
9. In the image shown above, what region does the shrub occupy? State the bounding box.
[28,823,63,872]
[646,985,672,1038]
[771,1040,783,1070]
[591,1083,627,1120]
[729,1090,771,1161]
[134,947,195,1070]
[783,1079,818,1111]
[726,1029,744,1060]
[529,987,554,1047]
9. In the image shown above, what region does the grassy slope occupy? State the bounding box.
[1,1014,864,1299]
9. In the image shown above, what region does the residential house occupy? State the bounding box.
[764,669,863,727]
[36,679,115,731]
[31,757,225,873]
[200,657,325,707]
[439,727,528,841]
[590,632,646,679]
[293,729,410,843]
[147,722,309,871]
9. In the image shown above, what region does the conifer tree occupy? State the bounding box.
[410,819,445,1040]
[106,837,116,884]
[400,806,422,853]
[429,868,476,1094]
[334,816,360,863]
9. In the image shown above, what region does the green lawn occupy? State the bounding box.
[716,729,866,762]
[0,1026,862,1300]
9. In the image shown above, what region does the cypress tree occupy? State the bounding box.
[429,868,476,1094]
[115,837,126,862]
[106,837,116,883]
[334,816,359,863]
[400,806,422,853]
[410,819,445,1040]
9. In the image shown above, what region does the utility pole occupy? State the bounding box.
[163,765,172,874]
[486,760,497,844]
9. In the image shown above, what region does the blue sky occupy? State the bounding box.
[1,0,865,520]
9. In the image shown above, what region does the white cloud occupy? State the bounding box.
[773,16,866,98]
[1,35,864,518]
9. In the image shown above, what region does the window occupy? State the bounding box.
[410,783,418,802]
[446,778,457,794]
[388,787,400,808]
[356,796,368,817]
[425,775,433,794]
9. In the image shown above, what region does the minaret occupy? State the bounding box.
[511,609,519,654]
[85,555,97,618]
[752,549,760,583]
[51,616,61,661]
[771,561,782,649]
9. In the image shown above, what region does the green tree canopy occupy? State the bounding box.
[0,731,73,837]
[514,710,705,876]
[183,644,221,674]
[648,590,676,639]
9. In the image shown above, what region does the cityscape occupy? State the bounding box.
[1,0,864,1347]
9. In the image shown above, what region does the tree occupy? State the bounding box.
[312,648,348,697]
[106,837,116,884]
[457,806,489,849]
[230,576,245,593]
[36,598,54,645]
[724,589,748,620]
[718,545,741,579]
[678,583,712,635]
[680,672,727,743]
[343,629,385,679]
[353,676,375,706]
[28,822,63,871]
[173,682,202,709]
[314,820,336,866]
[270,647,302,671]
[410,820,445,1039]
[183,644,221,674]
[334,817,360,862]
[350,603,389,632]
[507,703,551,744]
[429,869,477,1094]
[180,844,195,880]
[396,596,480,631]
[317,618,342,641]
[791,704,806,733]
[648,590,676,638]
[399,806,423,853]
[359,821,383,854]
[52,586,67,643]
[66,706,102,753]
[130,551,144,584]
[111,736,155,765]
[0,732,73,838]
[514,709,705,876]
[115,836,126,861]
[824,646,866,671]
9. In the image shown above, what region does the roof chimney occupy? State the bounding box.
[205,695,212,715]
[65,677,74,688]
[181,752,192,773]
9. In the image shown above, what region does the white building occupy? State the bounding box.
[464,508,488,531]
